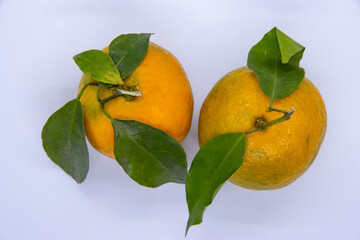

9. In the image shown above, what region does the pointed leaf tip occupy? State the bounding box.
[73,49,122,85]
[275,28,305,64]
[109,33,152,79]
[185,133,246,233]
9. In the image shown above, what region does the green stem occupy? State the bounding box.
[99,91,122,105]
[256,116,287,128]
[95,83,142,121]
[246,107,295,135]
[245,128,264,135]
[97,87,113,121]
[77,82,98,100]
[269,99,274,108]
[268,107,286,113]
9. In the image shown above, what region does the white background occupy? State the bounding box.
[1,0,360,239]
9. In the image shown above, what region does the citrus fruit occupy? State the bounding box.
[198,67,327,190]
[78,42,193,158]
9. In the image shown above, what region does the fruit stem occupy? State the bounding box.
[246,107,295,135]
[245,128,264,135]
[99,91,122,105]
[115,88,142,97]
[95,83,142,121]
[268,107,286,113]
[77,82,99,100]
[269,99,274,108]
[97,87,114,121]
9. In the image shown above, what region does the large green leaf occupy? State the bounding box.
[41,99,89,183]
[185,133,246,235]
[109,33,151,79]
[247,27,305,100]
[112,119,187,188]
[73,49,123,85]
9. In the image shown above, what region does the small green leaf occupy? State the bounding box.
[185,133,246,235]
[247,27,305,100]
[112,119,187,188]
[109,33,152,79]
[73,49,123,85]
[41,99,89,183]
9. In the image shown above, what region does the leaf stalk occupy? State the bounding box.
[77,82,99,100]
[96,86,142,121]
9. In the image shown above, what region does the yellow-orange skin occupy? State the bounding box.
[78,42,193,158]
[198,67,327,190]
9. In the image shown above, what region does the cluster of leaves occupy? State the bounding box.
[41,28,305,235]
[42,33,188,187]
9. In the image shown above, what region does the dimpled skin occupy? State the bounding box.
[198,67,327,190]
[78,42,193,158]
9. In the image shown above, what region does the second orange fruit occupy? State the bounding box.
[198,67,327,190]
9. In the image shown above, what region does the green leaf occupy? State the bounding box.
[73,49,123,85]
[41,99,89,183]
[185,133,246,235]
[112,119,187,188]
[276,29,305,64]
[109,33,152,79]
[247,27,305,100]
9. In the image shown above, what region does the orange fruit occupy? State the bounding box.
[78,42,193,158]
[198,67,327,190]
